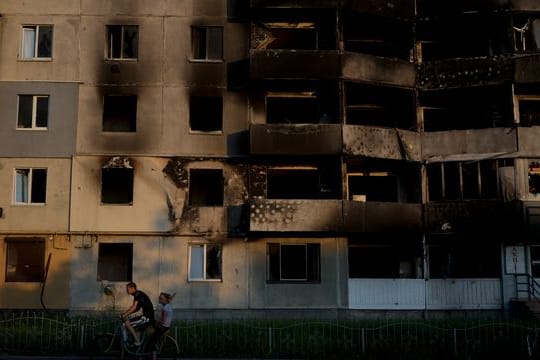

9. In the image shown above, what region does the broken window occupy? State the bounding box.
[97,243,133,282]
[189,169,224,206]
[518,98,540,126]
[21,25,52,59]
[17,95,49,129]
[347,173,398,202]
[529,161,540,195]
[107,25,138,59]
[252,22,318,50]
[189,243,222,281]
[267,168,320,199]
[514,18,540,52]
[266,93,319,124]
[192,26,223,61]
[428,236,500,278]
[5,238,45,282]
[530,246,540,277]
[349,238,422,279]
[102,95,137,132]
[427,160,511,201]
[101,168,134,204]
[14,168,47,204]
[267,243,320,282]
[189,96,223,132]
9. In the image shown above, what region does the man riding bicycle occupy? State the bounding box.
[121,282,154,346]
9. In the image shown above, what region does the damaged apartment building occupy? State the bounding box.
[1,0,540,317]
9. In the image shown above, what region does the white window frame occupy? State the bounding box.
[17,95,49,130]
[20,25,53,60]
[188,243,222,282]
[13,168,47,205]
[190,26,224,62]
[106,25,139,60]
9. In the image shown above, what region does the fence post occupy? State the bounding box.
[268,327,273,355]
[79,323,85,351]
[453,328,457,355]
[361,328,365,353]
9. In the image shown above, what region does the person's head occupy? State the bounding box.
[159,292,172,304]
[126,282,137,295]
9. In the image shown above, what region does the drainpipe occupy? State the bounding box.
[40,253,52,313]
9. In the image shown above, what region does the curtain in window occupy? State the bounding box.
[16,170,29,203]
[189,245,204,280]
[22,28,36,58]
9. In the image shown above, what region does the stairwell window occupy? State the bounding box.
[20,25,53,60]
[13,168,47,205]
[191,26,223,61]
[107,25,139,60]
[17,95,49,130]
[267,243,320,282]
[188,243,222,281]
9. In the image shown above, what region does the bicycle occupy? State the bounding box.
[88,319,180,359]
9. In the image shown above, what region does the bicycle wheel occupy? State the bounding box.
[87,333,119,359]
[158,334,180,360]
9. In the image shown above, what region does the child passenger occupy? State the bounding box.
[151,292,174,360]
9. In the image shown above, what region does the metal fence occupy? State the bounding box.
[0,312,538,359]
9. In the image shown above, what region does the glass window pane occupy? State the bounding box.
[190,245,204,280]
[36,97,49,128]
[108,26,122,58]
[123,26,138,59]
[22,27,36,58]
[192,27,206,59]
[18,95,33,128]
[267,243,280,281]
[6,240,45,282]
[207,27,223,60]
[37,26,52,58]
[205,244,222,279]
[31,169,47,203]
[15,169,29,203]
[281,245,306,280]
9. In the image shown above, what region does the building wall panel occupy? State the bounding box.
[426,279,502,309]
[348,279,425,310]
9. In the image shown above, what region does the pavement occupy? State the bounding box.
[0,357,276,360]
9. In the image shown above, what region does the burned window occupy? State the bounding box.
[189,169,224,206]
[101,168,134,204]
[21,25,52,59]
[427,160,509,201]
[518,98,540,126]
[189,96,223,132]
[97,243,133,282]
[347,173,398,202]
[5,238,45,282]
[529,161,540,195]
[267,243,320,282]
[14,168,47,204]
[267,168,320,199]
[428,237,500,278]
[102,95,137,132]
[188,243,222,281]
[531,246,540,277]
[252,22,318,50]
[106,25,138,59]
[17,95,49,129]
[266,94,319,124]
[514,18,540,52]
[192,26,223,61]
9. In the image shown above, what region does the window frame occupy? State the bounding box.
[97,243,133,282]
[188,95,224,134]
[102,95,138,132]
[20,25,53,60]
[5,238,46,283]
[190,26,224,62]
[12,168,47,205]
[188,243,223,282]
[100,167,134,206]
[266,243,321,283]
[106,25,139,61]
[17,95,49,130]
[188,168,224,206]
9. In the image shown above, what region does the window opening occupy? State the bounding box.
[192,27,223,61]
[266,93,319,124]
[189,169,224,206]
[107,25,138,59]
[101,168,134,204]
[518,98,540,126]
[267,243,320,282]
[17,95,49,129]
[102,95,137,132]
[21,25,52,59]
[5,238,45,282]
[189,96,223,132]
[530,161,540,195]
[97,243,133,282]
[189,243,222,281]
[348,243,421,279]
[14,168,47,204]
[347,173,398,202]
[267,168,320,199]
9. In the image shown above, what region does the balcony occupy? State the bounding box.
[250,49,340,80]
[343,125,421,161]
[250,124,341,155]
[343,201,422,232]
[249,199,342,232]
[422,128,518,162]
[515,54,540,84]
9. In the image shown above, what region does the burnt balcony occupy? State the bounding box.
[343,201,422,232]
[250,49,340,80]
[343,125,421,161]
[422,128,518,162]
[342,52,416,88]
[515,54,540,84]
[249,199,343,232]
[250,123,342,155]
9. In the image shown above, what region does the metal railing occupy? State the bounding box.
[0,312,537,358]
[516,274,540,304]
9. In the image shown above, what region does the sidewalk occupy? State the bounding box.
[0,357,276,360]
